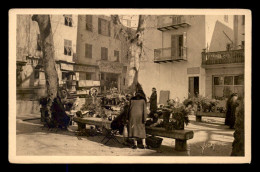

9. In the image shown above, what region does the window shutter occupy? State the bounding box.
[89,45,92,58]
[90,16,92,31]
[86,15,93,31]
[101,47,104,60]
[98,18,101,34]
[69,17,72,27]
[108,21,111,36]
[105,48,108,60]
[85,44,88,57]
[171,35,177,59]
[64,40,67,55]
[183,32,187,59]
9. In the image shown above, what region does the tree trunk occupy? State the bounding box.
[32,15,60,127]
[231,100,245,156]
[112,15,146,94]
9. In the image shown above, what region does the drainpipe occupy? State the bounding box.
[233,15,238,50]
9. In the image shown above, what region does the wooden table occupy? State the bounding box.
[73,117,112,130]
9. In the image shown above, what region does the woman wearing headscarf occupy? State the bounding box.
[225,93,239,129]
[128,89,148,149]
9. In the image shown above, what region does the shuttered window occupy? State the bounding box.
[101,47,108,60]
[114,50,119,62]
[98,18,110,36]
[171,32,187,59]
[64,15,73,27]
[64,39,72,56]
[86,15,93,31]
[171,35,177,58]
[85,44,92,58]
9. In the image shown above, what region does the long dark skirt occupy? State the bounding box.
[225,102,239,128]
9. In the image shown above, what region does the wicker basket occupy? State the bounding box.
[146,136,163,148]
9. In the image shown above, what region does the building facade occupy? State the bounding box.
[16,14,78,100]
[138,15,244,102]
[76,15,130,94]
[16,14,245,103]
[203,15,245,100]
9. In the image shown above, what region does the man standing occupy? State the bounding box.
[149,87,158,123]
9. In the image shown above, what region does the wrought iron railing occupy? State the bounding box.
[202,49,244,65]
[154,47,186,61]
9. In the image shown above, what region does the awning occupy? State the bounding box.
[60,63,74,71]
[97,60,123,74]
[74,64,97,73]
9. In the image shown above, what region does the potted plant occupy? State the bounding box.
[159,102,190,130]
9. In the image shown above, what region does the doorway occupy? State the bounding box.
[189,77,199,98]
[101,73,119,93]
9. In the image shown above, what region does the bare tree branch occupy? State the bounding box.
[111,15,146,94]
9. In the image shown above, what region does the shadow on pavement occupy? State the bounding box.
[189,120,231,130]
[16,118,127,149]
[16,117,233,156]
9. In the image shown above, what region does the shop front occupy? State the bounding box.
[98,60,124,93]
[74,64,100,95]
[57,61,76,93]
[205,66,244,100]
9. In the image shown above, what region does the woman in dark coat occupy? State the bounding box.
[225,93,239,129]
[110,95,131,134]
[149,87,158,123]
[128,90,148,149]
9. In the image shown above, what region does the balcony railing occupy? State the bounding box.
[202,49,244,65]
[157,15,191,31]
[154,47,187,63]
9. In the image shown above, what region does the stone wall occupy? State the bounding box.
[16,100,41,116]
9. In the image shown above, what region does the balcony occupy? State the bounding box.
[202,49,244,66]
[154,47,187,63]
[157,15,191,31]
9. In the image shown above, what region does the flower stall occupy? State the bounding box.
[183,95,227,122]
[146,98,192,130]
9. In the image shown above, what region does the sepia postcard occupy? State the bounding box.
[9,8,251,164]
